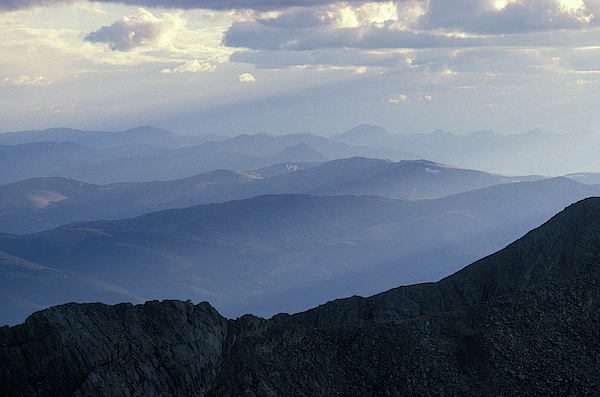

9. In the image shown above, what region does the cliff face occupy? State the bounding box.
[2,198,600,396]
[0,301,228,397]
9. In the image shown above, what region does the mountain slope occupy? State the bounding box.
[0,177,598,326]
[2,198,600,396]
[280,196,600,327]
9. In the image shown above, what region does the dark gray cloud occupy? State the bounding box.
[0,0,54,12]
[0,0,390,12]
[221,0,599,56]
[422,0,596,34]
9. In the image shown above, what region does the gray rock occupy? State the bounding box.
[0,300,228,397]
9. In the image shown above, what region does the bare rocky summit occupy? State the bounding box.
[2,198,600,396]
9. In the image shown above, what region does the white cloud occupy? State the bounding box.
[84,8,186,51]
[239,72,256,82]
[162,59,217,73]
[3,75,48,86]
[388,93,408,103]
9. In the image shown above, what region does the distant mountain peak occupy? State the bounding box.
[330,125,393,146]
[523,127,547,136]
[428,129,453,137]
[468,130,499,138]
[273,143,328,163]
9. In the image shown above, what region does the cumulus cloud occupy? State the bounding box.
[84,8,186,51]
[162,59,217,73]
[421,0,596,34]
[388,93,408,103]
[220,2,461,52]
[218,0,600,74]
[239,72,256,82]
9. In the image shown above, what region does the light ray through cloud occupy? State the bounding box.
[0,0,599,135]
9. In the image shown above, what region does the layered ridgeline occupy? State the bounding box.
[4,125,600,185]
[2,198,600,396]
[332,125,600,176]
[0,127,411,185]
[0,158,541,235]
[1,177,599,326]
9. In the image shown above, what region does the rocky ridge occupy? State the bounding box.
[3,197,600,396]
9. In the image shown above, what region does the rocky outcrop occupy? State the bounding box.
[211,275,600,396]
[0,300,228,397]
[3,197,600,396]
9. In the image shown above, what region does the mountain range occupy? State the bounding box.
[2,197,600,396]
[2,123,600,395]
[0,157,542,235]
[3,125,600,186]
[1,176,597,326]
[0,127,413,185]
[0,126,226,149]
[332,125,600,176]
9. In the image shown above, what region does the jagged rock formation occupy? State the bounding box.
[0,301,228,397]
[2,198,600,396]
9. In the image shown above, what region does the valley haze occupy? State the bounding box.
[1,124,600,327]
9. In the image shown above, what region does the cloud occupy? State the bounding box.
[3,75,48,86]
[421,0,597,34]
[84,8,186,51]
[162,59,217,73]
[388,93,408,103]
[239,72,256,82]
[219,0,600,73]
[223,21,487,51]
[0,0,393,13]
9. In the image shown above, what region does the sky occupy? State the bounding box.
[2,0,600,136]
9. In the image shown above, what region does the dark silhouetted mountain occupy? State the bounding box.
[279,195,600,327]
[3,198,600,396]
[0,177,598,326]
[0,158,544,234]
